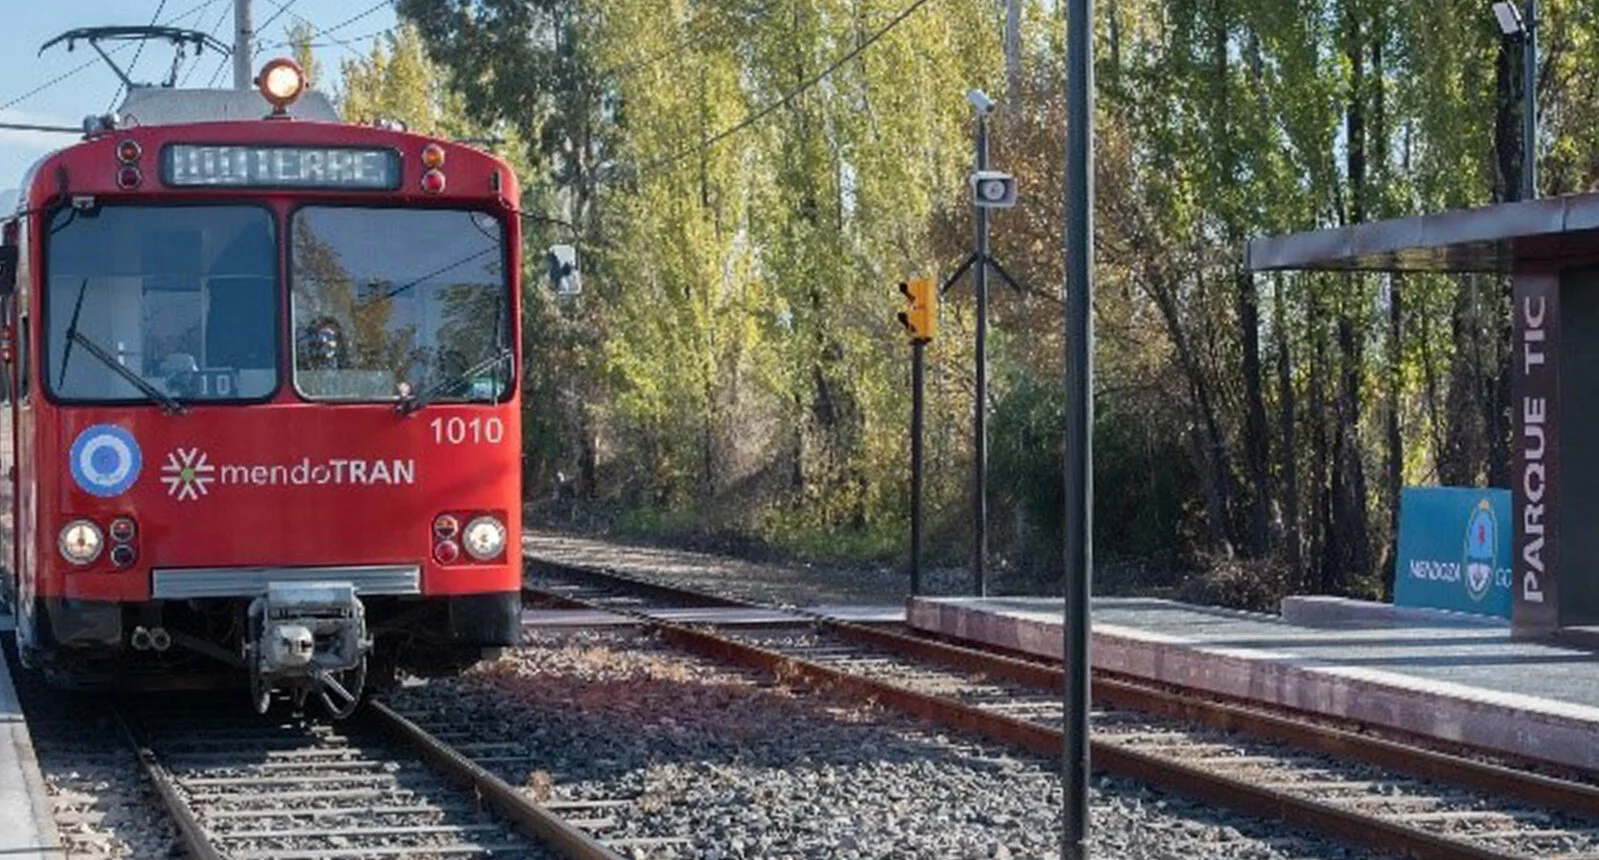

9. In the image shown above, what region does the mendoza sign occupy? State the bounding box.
[1394,487,1512,619]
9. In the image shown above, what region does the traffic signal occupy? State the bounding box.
[897,276,936,343]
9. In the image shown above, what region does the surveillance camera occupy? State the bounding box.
[966,89,996,116]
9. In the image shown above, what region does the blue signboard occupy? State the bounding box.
[1394,487,1512,619]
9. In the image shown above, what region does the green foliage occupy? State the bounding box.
[387,0,1599,603]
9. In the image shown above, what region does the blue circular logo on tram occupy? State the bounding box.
[69,424,142,497]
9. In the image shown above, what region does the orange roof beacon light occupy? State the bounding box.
[256,58,307,117]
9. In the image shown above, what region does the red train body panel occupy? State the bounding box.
[0,76,524,714]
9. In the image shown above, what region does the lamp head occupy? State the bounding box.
[1492,1,1524,36]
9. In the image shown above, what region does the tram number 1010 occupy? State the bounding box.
[430,416,506,445]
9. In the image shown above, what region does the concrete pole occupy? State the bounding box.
[234,0,253,90]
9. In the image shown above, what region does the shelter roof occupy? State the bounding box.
[1246,192,1599,273]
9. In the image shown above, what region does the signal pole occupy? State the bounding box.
[234,0,253,90]
[972,94,992,599]
[898,277,936,596]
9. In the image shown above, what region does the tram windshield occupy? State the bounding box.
[45,205,279,403]
[290,207,511,403]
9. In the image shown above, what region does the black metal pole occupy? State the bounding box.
[974,112,990,598]
[1063,0,1095,855]
[911,340,925,596]
[1523,0,1538,202]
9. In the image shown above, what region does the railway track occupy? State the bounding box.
[525,557,1599,860]
[128,697,642,860]
[7,632,628,860]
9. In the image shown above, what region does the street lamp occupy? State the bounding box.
[1492,0,1537,201]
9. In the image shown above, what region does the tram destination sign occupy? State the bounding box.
[162,145,401,190]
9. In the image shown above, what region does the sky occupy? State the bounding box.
[0,1,399,194]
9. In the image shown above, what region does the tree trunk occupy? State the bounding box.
[1275,274,1301,579]
[1308,299,1330,594]
[1148,270,1235,555]
[1237,266,1271,557]
[1329,0,1373,593]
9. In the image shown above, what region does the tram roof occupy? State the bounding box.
[117,87,340,127]
[1246,191,1599,273]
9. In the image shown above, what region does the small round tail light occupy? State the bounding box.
[421,169,446,194]
[421,143,446,169]
[117,166,142,190]
[433,514,460,540]
[434,539,461,565]
[109,517,137,543]
[110,544,137,568]
[116,140,141,164]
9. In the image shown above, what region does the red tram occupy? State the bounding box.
[0,61,523,716]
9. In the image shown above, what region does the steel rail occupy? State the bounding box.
[111,708,226,860]
[365,699,625,860]
[818,617,1599,819]
[646,620,1521,860]
[526,555,1599,816]
[524,560,1595,858]
[526,558,749,608]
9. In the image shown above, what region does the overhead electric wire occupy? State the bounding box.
[108,0,172,112]
[604,0,781,80]
[262,28,389,50]
[641,0,937,177]
[256,0,391,58]
[183,1,234,87]
[0,0,224,112]
[0,55,112,113]
[0,121,82,134]
[321,0,394,36]
[254,0,303,38]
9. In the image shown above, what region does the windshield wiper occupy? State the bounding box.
[60,278,186,414]
[397,346,513,415]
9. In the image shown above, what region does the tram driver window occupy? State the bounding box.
[291,207,510,403]
[45,206,277,402]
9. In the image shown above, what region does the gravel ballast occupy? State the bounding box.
[390,630,1391,860]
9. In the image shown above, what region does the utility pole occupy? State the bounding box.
[1523,0,1538,201]
[1063,0,1096,854]
[234,0,253,90]
[1491,0,1538,200]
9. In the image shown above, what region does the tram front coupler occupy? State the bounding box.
[246,582,371,718]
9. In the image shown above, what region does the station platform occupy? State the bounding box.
[523,605,905,629]
[0,620,62,860]
[909,595,1599,772]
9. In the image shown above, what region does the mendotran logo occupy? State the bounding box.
[159,447,417,502]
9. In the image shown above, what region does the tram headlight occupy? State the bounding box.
[461,515,506,561]
[256,58,307,114]
[58,520,104,566]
